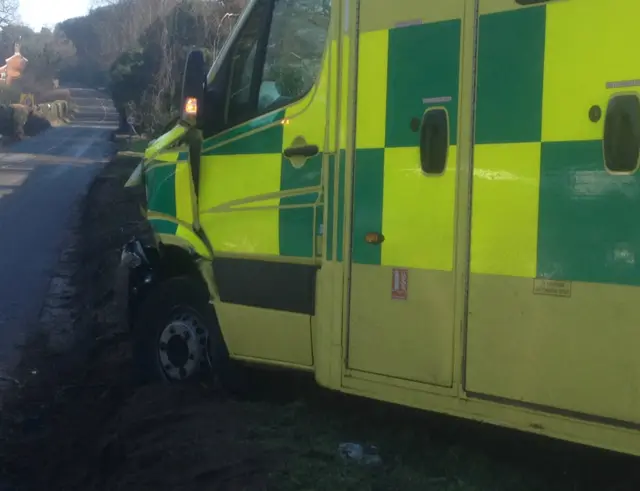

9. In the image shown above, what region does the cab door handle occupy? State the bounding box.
[283,144,319,158]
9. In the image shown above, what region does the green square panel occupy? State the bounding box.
[386,19,461,148]
[203,110,286,155]
[352,149,384,265]
[538,141,640,286]
[207,123,284,155]
[150,219,178,235]
[279,154,322,258]
[146,163,176,217]
[475,7,546,144]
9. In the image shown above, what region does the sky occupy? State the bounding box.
[20,0,91,31]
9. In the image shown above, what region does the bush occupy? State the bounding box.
[0,104,13,136]
[24,111,51,136]
[0,86,21,105]
[0,99,70,139]
[9,104,29,139]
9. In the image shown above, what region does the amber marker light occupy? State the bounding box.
[364,232,384,244]
[184,97,198,116]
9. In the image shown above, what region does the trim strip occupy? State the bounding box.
[467,391,640,431]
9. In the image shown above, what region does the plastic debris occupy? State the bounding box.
[338,442,382,466]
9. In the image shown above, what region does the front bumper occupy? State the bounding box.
[115,239,157,331]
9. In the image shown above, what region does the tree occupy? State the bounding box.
[59,0,249,132]
[0,0,19,29]
[0,23,77,94]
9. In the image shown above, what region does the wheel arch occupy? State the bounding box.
[126,236,219,331]
[156,240,218,302]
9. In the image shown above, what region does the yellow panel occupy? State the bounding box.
[156,150,182,163]
[283,43,330,149]
[542,0,640,142]
[201,209,279,255]
[215,301,313,367]
[471,143,540,277]
[360,0,464,31]
[145,125,186,160]
[176,225,211,259]
[381,146,456,271]
[199,154,281,208]
[466,274,640,424]
[326,39,339,152]
[339,34,351,149]
[347,264,454,387]
[355,30,388,149]
[199,154,280,255]
[174,161,194,224]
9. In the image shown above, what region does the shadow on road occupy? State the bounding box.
[0,86,119,381]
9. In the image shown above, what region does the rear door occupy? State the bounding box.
[466,0,640,424]
[345,0,467,387]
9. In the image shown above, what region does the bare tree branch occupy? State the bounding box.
[0,0,19,29]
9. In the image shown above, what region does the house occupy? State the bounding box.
[0,42,28,86]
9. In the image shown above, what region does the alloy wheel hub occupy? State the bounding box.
[158,312,207,380]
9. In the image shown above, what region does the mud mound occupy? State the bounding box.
[95,385,275,491]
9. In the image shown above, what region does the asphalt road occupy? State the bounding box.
[0,88,118,376]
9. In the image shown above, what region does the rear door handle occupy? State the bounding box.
[283,144,319,158]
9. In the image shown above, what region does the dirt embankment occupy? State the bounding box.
[1,149,640,491]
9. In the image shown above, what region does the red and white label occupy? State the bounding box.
[391,268,408,300]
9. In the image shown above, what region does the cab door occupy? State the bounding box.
[197,0,333,366]
[345,0,466,387]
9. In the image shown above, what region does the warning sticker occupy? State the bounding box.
[533,278,571,298]
[391,268,408,300]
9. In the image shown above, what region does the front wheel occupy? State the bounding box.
[132,275,226,384]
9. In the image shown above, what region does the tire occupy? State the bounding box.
[132,275,228,385]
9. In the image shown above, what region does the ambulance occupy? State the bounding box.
[120,0,640,456]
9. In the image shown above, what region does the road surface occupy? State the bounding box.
[0,88,118,377]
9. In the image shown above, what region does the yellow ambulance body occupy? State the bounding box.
[126,0,640,456]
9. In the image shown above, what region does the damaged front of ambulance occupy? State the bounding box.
[115,47,227,384]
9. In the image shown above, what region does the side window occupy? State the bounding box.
[226,1,268,126]
[603,94,640,174]
[420,108,449,175]
[258,0,331,113]
[225,0,331,127]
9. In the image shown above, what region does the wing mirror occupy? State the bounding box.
[180,48,207,126]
